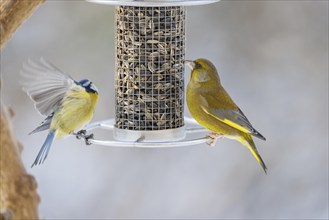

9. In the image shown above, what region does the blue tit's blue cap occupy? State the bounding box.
[78,79,98,94]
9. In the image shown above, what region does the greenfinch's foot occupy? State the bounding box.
[206,133,223,147]
[136,135,145,142]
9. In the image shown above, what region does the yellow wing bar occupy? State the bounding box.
[201,106,252,135]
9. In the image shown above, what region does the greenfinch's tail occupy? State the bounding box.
[237,135,267,174]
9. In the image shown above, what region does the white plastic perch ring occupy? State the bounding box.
[79,117,211,148]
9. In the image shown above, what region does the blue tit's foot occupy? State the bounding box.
[206,133,223,147]
[75,129,87,139]
[84,133,94,145]
[74,130,94,145]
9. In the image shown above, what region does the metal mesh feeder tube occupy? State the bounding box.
[114,5,186,141]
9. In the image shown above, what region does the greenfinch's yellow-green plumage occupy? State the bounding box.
[186,58,267,173]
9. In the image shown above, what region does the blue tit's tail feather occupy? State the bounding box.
[31,131,55,167]
[237,134,267,174]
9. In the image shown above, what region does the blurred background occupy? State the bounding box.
[1,1,328,219]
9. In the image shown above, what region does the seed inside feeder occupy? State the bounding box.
[115,6,185,131]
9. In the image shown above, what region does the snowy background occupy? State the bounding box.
[1,1,328,219]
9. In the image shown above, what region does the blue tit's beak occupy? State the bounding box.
[90,83,99,94]
[185,60,195,70]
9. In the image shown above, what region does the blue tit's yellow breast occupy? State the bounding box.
[51,88,98,139]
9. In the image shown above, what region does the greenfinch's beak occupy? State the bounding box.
[185,60,195,70]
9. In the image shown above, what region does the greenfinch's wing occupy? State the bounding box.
[201,106,266,141]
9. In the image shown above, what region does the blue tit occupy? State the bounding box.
[21,58,99,167]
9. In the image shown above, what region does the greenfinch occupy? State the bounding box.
[185,58,267,173]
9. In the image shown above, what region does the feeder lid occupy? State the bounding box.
[87,0,220,6]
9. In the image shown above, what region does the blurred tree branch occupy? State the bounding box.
[0,105,40,220]
[1,0,45,219]
[0,0,44,48]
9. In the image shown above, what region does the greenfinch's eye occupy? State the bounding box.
[195,63,202,69]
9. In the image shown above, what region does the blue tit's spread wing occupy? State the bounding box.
[200,93,266,140]
[21,58,75,116]
[29,113,53,134]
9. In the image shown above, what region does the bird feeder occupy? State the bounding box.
[83,0,220,147]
